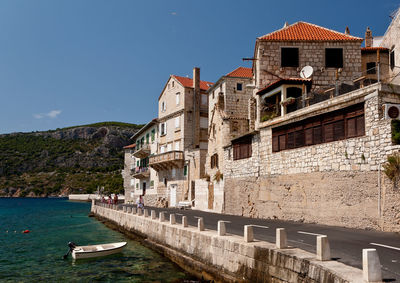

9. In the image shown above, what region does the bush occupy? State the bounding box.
[383,152,400,186]
[391,120,400,145]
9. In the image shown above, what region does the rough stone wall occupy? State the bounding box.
[361,51,389,81]
[92,204,363,282]
[255,40,362,90]
[123,149,136,202]
[380,8,400,85]
[194,179,224,213]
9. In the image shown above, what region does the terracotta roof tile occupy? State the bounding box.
[226,67,253,78]
[123,143,136,149]
[259,22,363,42]
[173,75,214,91]
[361,47,389,52]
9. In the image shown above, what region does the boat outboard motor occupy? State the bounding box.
[63,242,77,259]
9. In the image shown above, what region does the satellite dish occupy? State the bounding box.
[300,66,313,79]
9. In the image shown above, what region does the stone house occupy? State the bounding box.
[149,68,213,207]
[380,7,400,85]
[195,67,253,212]
[124,119,159,205]
[218,21,400,232]
[122,143,136,203]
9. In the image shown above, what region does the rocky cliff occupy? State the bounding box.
[0,122,142,197]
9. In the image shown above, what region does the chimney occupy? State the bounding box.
[283,21,288,28]
[365,27,373,47]
[193,67,200,147]
[345,26,350,35]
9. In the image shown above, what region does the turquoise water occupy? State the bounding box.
[0,198,190,282]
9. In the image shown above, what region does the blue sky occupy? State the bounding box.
[0,0,398,134]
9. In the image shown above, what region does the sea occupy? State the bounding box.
[0,198,192,282]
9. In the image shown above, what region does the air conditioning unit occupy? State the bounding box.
[384,104,400,119]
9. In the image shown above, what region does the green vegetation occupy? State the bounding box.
[0,123,139,197]
[383,152,400,186]
[391,120,400,145]
[51,121,144,132]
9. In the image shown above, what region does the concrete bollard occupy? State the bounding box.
[182,216,188,227]
[362,248,382,282]
[218,221,226,236]
[144,209,149,217]
[127,207,132,213]
[151,210,156,219]
[159,212,165,222]
[123,206,127,213]
[132,207,137,214]
[170,214,176,225]
[198,217,204,231]
[137,208,143,216]
[317,235,331,261]
[276,228,287,249]
[244,225,254,242]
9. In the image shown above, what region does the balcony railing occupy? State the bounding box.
[133,143,150,158]
[131,167,150,179]
[149,151,184,171]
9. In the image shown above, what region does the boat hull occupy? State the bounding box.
[71,242,127,259]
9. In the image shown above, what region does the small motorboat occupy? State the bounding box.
[65,241,127,259]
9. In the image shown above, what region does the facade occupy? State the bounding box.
[195,67,253,212]
[122,143,136,203]
[148,68,213,207]
[128,119,159,205]
[218,21,400,231]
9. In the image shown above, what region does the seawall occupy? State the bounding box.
[91,202,364,282]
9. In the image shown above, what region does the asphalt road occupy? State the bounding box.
[123,205,400,281]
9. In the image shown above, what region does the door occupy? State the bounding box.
[208,182,214,209]
[170,184,177,207]
[142,182,146,195]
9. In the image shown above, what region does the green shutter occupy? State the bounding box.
[183,165,187,176]
[151,129,155,141]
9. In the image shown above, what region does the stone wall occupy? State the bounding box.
[381,8,400,85]
[194,179,224,213]
[92,203,363,282]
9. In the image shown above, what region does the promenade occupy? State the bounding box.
[123,204,400,281]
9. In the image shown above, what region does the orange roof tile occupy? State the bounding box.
[259,22,363,42]
[123,143,136,149]
[361,47,389,52]
[226,67,253,78]
[173,75,214,91]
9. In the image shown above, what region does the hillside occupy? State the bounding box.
[0,122,143,197]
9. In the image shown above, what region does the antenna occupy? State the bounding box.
[300,66,313,79]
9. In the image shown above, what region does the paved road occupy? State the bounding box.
[122,204,400,281]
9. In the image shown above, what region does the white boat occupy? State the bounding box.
[70,242,127,259]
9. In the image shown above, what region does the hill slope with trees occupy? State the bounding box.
[0,122,142,197]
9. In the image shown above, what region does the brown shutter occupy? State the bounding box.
[273,136,279,152]
[287,132,295,148]
[295,130,305,147]
[314,126,322,144]
[324,123,334,142]
[333,120,345,141]
[305,128,313,145]
[356,115,365,136]
[279,135,286,151]
[347,117,356,137]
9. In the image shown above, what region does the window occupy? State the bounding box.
[176,92,180,105]
[236,83,243,91]
[174,141,180,150]
[325,48,343,68]
[183,165,187,176]
[150,180,154,188]
[231,121,239,132]
[160,122,167,136]
[366,62,376,74]
[161,101,166,112]
[130,179,134,186]
[136,183,139,189]
[167,143,172,152]
[233,136,252,160]
[160,145,165,153]
[175,116,180,129]
[201,94,207,105]
[211,153,219,168]
[272,103,364,152]
[146,133,149,144]
[151,129,155,141]
[281,47,299,67]
[390,47,395,70]
[136,160,139,166]
[172,81,174,87]
[172,168,176,177]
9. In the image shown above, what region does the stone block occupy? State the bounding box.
[363,248,382,282]
[170,214,176,225]
[276,228,287,249]
[151,210,156,219]
[218,221,226,236]
[132,207,137,214]
[182,216,188,227]
[316,235,330,261]
[198,217,204,231]
[160,211,166,222]
[144,209,149,217]
[244,225,254,242]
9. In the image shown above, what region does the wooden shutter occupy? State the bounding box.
[324,123,334,142]
[287,132,295,149]
[347,117,356,137]
[314,126,322,144]
[356,116,365,136]
[279,135,286,151]
[273,136,279,152]
[294,130,305,147]
[333,120,345,141]
[305,128,313,145]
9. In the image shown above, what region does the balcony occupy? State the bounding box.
[133,144,150,158]
[131,167,150,179]
[149,151,184,171]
